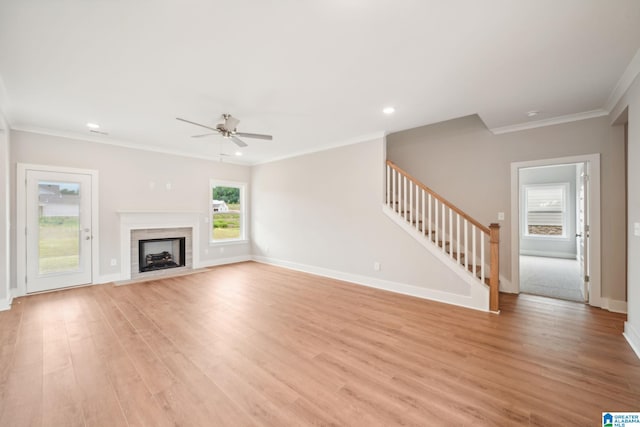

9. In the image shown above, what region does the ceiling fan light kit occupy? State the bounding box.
[176,114,273,148]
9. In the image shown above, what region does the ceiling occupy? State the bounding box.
[1,0,639,165]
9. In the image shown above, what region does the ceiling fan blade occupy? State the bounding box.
[191,133,218,138]
[176,117,219,133]
[235,132,273,140]
[230,136,248,147]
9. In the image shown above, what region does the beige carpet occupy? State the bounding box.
[519,255,584,302]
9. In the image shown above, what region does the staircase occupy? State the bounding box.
[384,160,500,312]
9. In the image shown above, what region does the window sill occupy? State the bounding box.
[522,235,570,241]
[209,239,250,247]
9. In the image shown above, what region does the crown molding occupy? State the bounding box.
[11,124,385,167]
[488,109,609,135]
[605,47,640,113]
[252,131,387,166]
[10,125,250,166]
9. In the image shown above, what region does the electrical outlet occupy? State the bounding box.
[373,262,381,271]
[110,258,117,266]
[634,222,640,237]
[498,212,505,221]
[165,182,172,190]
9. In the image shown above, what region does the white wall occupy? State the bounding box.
[519,164,577,258]
[612,73,640,357]
[9,130,252,287]
[0,110,9,309]
[251,137,488,310]
[387,115,626,303]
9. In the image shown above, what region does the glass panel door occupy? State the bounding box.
[26,170,92,293]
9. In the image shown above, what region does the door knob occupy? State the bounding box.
[576,233,582,238]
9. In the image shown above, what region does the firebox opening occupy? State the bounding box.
[139,237,186,273]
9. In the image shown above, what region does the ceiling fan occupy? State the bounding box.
[176,114,273,147]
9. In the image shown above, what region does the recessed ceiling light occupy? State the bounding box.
[383,107,395,115]
[86,122,100,129]
[235,151,243,156]
[526,111,539,118]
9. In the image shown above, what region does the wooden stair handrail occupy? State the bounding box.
[387,160,490,235]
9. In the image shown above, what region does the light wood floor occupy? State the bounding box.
[0,262,638,426]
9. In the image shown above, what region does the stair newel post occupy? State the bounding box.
[489,223,500,312]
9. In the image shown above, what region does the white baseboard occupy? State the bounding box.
[197,255,252,268]
[0,294,12,311]
[252,255,490,312]
[624,322,640,360]
[601,297,627,313]
[96,273,123,284]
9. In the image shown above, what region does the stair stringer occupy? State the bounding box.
[382,205,490,312]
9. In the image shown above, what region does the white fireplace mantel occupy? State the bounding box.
[118,211,202,280]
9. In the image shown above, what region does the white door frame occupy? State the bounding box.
[510,154,602,307]
[16,163,99,297]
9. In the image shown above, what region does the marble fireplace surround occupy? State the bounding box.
[118,211,201,281]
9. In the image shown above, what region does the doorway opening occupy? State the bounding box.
[518,163,585,301]
[510,154,601,307]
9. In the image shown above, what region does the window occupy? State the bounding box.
[523,183,569,238]
[210,180,246,243]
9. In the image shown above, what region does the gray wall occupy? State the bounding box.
[387,115,626,302]
[519,164,577,258]
[0,111,9,305]
[251,137,478,301]
[9,130,252,287]
[612,72,640,354]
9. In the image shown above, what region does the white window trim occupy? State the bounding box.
[209,179,248,245]
[522,182,570,241]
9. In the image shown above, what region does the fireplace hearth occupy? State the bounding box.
[138,237,186,273]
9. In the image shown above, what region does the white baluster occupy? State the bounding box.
[421,190,425,234]
[472,225,477,279]
[456,214,460,265]
[464,219,468,270]
[480,231,485,284]
[416,184,420,230]
[404,176,408,221]
[392,169,396,212]
[434,199,438,246]
[386,165,390,207]
[428,194,432,238]
[409,180,413,226]
[441,201,446,253]
[448,207,453,258]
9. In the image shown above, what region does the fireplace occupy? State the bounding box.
[130,226,192,279]
[119,212,199,281]
[138,237,186,273]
